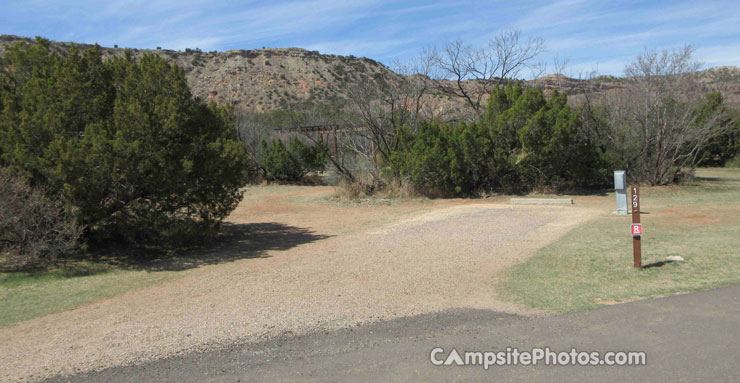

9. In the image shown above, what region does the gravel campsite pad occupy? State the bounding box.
[0,187,601,382]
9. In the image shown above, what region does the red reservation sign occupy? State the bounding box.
[631,223,642,236]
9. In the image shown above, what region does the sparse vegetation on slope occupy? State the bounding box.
[3,34,738,117]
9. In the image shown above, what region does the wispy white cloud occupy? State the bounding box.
[2,0,739,75]
[629,0,728,25]
[95,0,215,19]
[513,0,601,31]
[548,29,674,52]
[696,44,740,67]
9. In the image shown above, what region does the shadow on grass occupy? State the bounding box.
[2,222,332,278]
[692,175,740,182]
[642,260,680,269]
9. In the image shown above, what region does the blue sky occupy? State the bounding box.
[2,0,739,76]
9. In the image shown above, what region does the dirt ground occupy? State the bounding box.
[0,186,604,382]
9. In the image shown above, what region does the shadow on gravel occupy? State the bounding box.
[3,223,332,277]
[85,222,333,273]
[148,223,332,271]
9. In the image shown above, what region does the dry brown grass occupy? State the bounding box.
[332,177,419,202]
[332,179,370,201]
[380,179,418,199]
[501,167,740,313]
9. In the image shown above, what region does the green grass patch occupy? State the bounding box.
[500,168,740,313]
[0,261,182,327]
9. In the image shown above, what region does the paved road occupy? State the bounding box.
[48,285,740,383]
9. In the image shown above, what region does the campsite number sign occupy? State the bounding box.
[631,186,642,268]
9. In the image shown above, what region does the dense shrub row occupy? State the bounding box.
[695,97,740,167]
[387,85,611,195]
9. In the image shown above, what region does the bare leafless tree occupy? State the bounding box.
[285,107,364,183]
[528,59,548,82]
[235,111,274,165]
[0,167,81,269]
[551,53,570,88]
[583,45,731,185]
[429,30,545,116]
[336,53,442,183]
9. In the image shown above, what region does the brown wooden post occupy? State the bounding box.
[631,186,642,268]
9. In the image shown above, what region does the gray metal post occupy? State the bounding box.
[614,170,628,215]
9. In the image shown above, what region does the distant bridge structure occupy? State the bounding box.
[273,125,369,156]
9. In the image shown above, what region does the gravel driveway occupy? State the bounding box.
[0,188,601,382]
